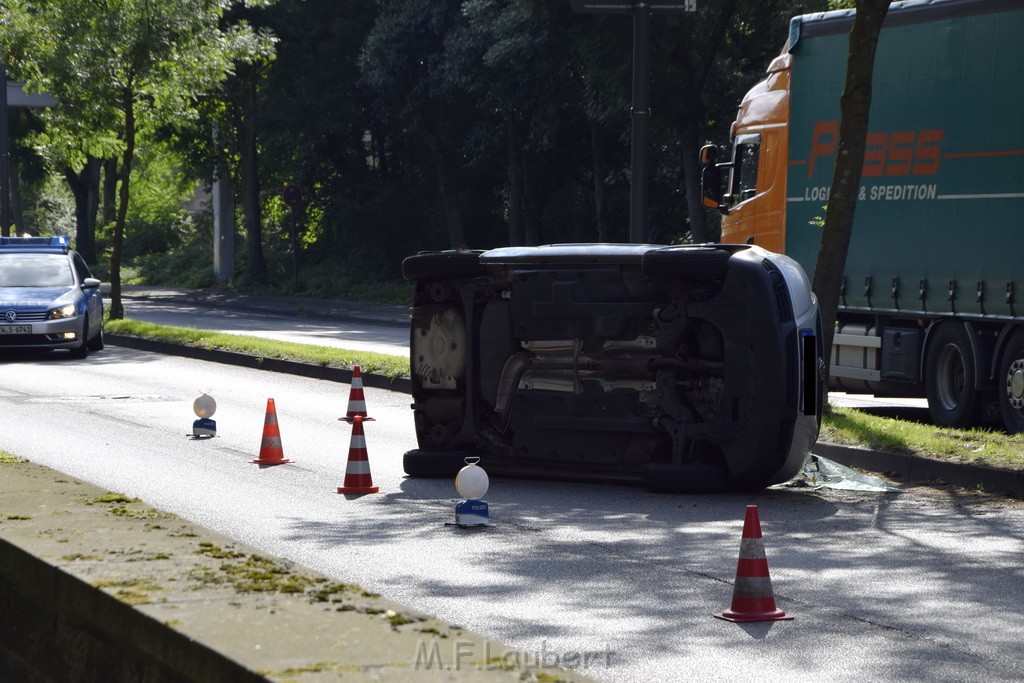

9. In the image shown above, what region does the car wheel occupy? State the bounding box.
[997,329,1024,433]
[641,462,729,493]
[87,326,104,351]
[925,322,982,428]
[402,251,484,280]
[640,247,731,280]
[69,316,89,359]
[403,448,481,478]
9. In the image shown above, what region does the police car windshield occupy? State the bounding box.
[0,254,75,287]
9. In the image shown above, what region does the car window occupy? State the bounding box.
[72,253,93,281]
[0,255,76,287]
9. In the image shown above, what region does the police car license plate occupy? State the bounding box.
[0,325,31,334]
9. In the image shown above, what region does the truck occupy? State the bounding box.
[701,0,1024,432]
[401,243,823,493]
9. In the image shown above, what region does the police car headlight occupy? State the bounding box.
[47,304,77,320]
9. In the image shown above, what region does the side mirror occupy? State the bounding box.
[699,145,726,212]
[82,278,101,289]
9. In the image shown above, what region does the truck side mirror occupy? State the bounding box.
[699,144,726,213]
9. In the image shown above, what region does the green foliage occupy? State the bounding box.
[105,318,411,379]
[5,0,830,287]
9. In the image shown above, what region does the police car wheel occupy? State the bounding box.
[69,317,90,359]
[87,327,104,352]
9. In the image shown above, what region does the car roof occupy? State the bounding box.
[0,236,71,255]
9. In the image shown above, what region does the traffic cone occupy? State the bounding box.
[714,505,793,622]
[337,415,379,494]
[340,364,369,423]
[251,398,292,465]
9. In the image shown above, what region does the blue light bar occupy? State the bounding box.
[0,236,70,253]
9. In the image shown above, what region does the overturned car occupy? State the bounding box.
[402,243,823,493]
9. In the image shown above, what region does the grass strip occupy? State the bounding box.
[823,405,1024,471]
[105,318,410,380]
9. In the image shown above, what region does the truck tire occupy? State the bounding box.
[996,329,1024,433]
[925,323,983,428]
[403,448,480,478]
[640,247,730,280]
[402,251,484,281]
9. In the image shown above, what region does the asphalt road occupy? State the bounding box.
[120,285,410,358]
[2,345,1023,682]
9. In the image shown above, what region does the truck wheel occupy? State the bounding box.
[996,330,1024,433]
[403,448,480,478]
[925,323,982,428]
[402,251,484,280]
[640,247,730,280]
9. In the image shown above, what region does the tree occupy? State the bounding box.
[812,0,891,366]
[360,0,477,250]
[0,0,275,317]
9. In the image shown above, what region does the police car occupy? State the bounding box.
[0,236,105,358]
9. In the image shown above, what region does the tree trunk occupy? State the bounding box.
[10,159,24,234]
[238,68,267,283]
[506,116,525,247]
[589,121,610,242]
[108,89,137,321]
[102,157,118,230]
[64,157,100,264]
[813,0,892,371]
[418,115,465,249]
[679,104,711,243]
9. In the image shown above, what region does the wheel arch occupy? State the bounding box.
[921,318,996,391]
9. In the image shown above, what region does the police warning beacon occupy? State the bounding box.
[454,457,490,527]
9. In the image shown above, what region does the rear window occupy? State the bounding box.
[0,254,75,287]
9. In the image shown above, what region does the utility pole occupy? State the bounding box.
[571,0,697,243]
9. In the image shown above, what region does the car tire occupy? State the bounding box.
[640,247,731,280]
[925,322,982,428]
[403,448,481,478]
[69,316,90,359]
[402,251,484,280]
[997,329,1024,433]
[87,327,104,352]
[641,462,729,493]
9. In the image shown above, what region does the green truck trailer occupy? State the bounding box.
[703,0,1024,431]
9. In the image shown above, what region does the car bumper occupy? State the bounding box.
[0,317,84,350]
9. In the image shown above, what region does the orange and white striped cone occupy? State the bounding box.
[251,398,292,465]
[714,505,793,622]
[339,364,369,423]
[337,415,379,494]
